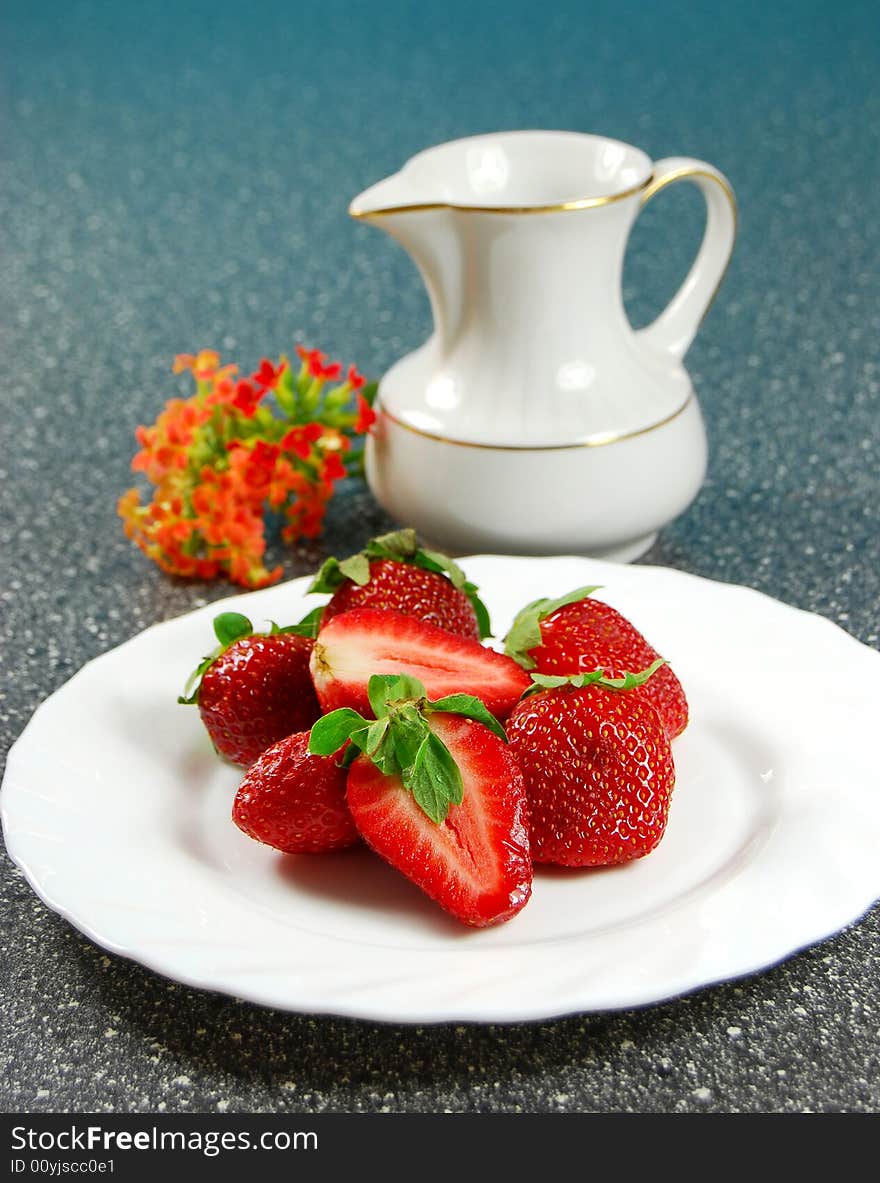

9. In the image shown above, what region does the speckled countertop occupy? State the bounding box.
[1,0,878,1114]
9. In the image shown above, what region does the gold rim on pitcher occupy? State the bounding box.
[349,174,653,219]
[376,395,693,450]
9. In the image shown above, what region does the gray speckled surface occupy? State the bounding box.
[1,0,879,1114]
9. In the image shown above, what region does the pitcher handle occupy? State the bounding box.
[634,157,737,359]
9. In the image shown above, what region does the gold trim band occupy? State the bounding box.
[640,165,737,221]
[378,395,693,451]
[349,174,652,219]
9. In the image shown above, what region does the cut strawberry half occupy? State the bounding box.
[348,713,531,927]
[308,675,532,927]
[309,608,530,720]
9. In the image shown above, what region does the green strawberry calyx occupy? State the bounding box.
[278,604,325,639]
[521,657,666,698]
[308,673,506,824]
[306,528,493,639]
[178,611,314,705]
[503,586,602,670]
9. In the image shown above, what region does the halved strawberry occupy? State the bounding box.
[233,731,359,854]
[309,674,532,926]
[505,587,688,739]
[309,608,530,720]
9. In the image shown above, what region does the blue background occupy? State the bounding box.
[1,0,878,1113]
[2,0,878,614]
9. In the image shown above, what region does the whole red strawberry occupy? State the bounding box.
[309,674,532,926]
[505,587,688,739]
[307,528,491,640]
[506,667,675,867]
[233,731,359,854]
[180,612,322,766]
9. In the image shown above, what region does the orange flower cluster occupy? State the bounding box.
[119,347,377,588]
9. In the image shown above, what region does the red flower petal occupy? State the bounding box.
[232,379,264,416]
[355,393,377,434]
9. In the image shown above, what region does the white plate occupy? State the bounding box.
[3,556,880,1023]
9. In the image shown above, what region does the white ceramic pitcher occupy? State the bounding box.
[350,131,737,560]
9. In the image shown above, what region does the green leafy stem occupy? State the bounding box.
[521,657,666,698]
[308,673,505,824]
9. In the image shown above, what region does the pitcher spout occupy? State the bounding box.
[350,177,463,349]
[349,171,433,219]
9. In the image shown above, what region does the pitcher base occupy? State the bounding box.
[416,532,659,564]
[585,533,658,563]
